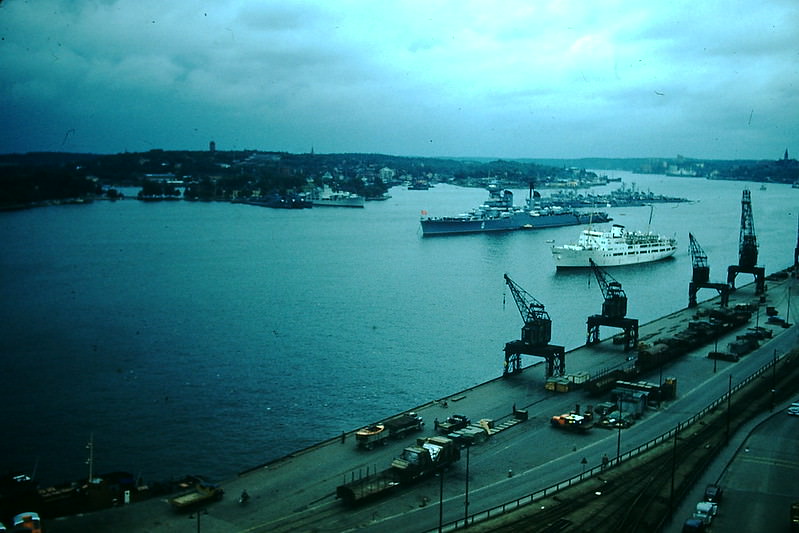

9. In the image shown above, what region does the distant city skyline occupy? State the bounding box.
[1,1,797,160]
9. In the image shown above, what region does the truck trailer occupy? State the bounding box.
[168,482,224,510]
[355,412,424,449]
[337,436,460,505]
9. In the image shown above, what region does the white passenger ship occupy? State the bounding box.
[551,224,677,268]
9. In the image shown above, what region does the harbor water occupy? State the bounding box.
[1,171,796,487]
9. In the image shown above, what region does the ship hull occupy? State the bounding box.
[522,211,611,228]
[551,245,676,268]
[312,197,365,208]
[420,211,611,236]
[420,216,520,235]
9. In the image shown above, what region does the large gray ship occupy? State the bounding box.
[420,185,611,236]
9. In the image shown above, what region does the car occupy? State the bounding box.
[788,407,799,416]
[704,483,723,503]
[682,518,706,532]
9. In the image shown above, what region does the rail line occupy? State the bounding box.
[462,348,799,532]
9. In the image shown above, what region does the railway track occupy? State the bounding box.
[465,349,799,532]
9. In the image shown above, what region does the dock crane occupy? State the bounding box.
[794,213,798,278]
[688,233,730,307]
[727,189,765,294]
[586,259,639,350]
[502,273,565,377]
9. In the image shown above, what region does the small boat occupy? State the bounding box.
[551,224,677,268]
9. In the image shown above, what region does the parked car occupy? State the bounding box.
[704,483,723,503]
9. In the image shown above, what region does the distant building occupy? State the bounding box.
[209,141,216,153]
[379,167,395,182]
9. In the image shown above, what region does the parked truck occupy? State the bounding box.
[436,414,470,433]
[355,412,424,449]
[551,405,594,432]
[168,481,224,510]
[337,436,460,505]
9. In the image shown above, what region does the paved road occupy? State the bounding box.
[47,275,799,532]
[663,388,799,533]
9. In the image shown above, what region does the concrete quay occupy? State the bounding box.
[48,271,798,532]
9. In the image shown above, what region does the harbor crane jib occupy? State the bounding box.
[502,273,565,377]
[586,259,638,350]
[727,189,765,294]
[688,232,730,308]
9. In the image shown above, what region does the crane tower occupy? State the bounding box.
[688,233,730,307]
[502,274,565,377]
[794,214,799,278]
[586,259,639,350]
[727,189,765,294]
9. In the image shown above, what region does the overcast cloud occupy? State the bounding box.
[1,0,797,159]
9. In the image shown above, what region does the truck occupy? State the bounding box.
[336,436,460,505]
[436,414,470,433]
[355,412,424,449]
[551,405,594,432]
[551,412,593,431]
[168,481,224,510]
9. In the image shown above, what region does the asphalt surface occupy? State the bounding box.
[46,273,799,532]
[663,385,799,533]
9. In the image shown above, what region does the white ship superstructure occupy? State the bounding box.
[551,224,677,268]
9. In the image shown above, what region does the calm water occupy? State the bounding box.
[1,172,797,486]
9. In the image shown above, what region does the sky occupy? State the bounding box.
[1,0,797,160]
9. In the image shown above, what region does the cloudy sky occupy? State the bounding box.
[2,0,797,159]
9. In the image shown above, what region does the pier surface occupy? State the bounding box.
[48,273,798,532]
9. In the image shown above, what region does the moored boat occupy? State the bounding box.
[311,185,365,208]
[551,224,677,268]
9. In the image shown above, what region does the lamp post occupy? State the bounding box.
[189,509,207,533]
[616,397,622,464]
[438,468,444,533]
[464,443,470,527]
[771,349,777,411]
[726,375,732,444]
[669,423,679,513]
